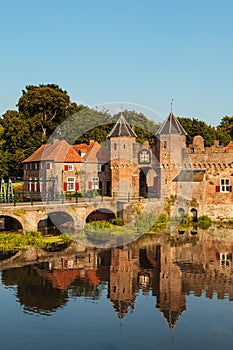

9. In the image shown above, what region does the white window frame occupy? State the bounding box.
[68,164,74,171]
[92,176,99,190]
[220,178,230,192]
[220,252,232,267]
[29,177,32,191]
[67,177,75,191]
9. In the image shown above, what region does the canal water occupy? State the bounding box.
[0,227,233,350]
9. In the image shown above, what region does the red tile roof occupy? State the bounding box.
[23,139,83,163]
[34,267,100,292]
[73,144,90,153]
[84,141,110,162]
[225,141,233,152]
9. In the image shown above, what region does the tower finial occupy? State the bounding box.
[171,98,174,112]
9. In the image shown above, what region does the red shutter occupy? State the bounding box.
[229,186,232,192]
[88,181,92,189]
[153,177,157,192]
[46,162,50,169]
[64,165,68,171]
[216,252,220,260]
[75,182,79,191]
[63,182,67,191]
[216,185,220,192]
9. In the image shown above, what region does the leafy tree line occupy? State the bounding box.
[0,83,232,178]
[177,117,231,146]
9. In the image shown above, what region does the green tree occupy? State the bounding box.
[178,117,230,146]
[0,125,9,177]
[0,110,40,177]
[218,115,233,140]
[17,84,83,142]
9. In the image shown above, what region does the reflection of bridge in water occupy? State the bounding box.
[1,227,233,327]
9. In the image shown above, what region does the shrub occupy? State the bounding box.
[181,214,191,225]
[198,215,212,229]
[110,217,124,226]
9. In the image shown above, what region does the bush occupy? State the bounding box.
[110,217,124,226]
[181,214,191,225]
[198,215,212,229]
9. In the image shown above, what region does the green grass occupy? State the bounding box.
[0,231,72,252]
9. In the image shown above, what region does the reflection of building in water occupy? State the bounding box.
[2,232,233,321]
[109,246,138,319]
[157,243,186,330]
[35,247,111,293]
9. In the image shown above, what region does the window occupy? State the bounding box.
[138,149,150,164]
[220,178,231,192]
[164,141,167,149]
[68,164,73,171]
[67,177,75,191]
[220,252,232,267]
[29,177,32,191]
[114,143,117,150]
[92,176,99,190]
[46,162,53,170]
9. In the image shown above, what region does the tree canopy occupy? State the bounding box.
[178,117,231,146]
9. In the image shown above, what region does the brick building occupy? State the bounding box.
[23,111,233,219]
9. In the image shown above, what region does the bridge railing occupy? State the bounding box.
[0,189,160,207]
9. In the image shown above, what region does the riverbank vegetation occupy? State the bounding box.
[0,231,71,252]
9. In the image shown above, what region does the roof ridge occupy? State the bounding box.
[108,113,137,138]
[156,111,187,136]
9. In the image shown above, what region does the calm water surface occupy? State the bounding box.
[1,227,233,350]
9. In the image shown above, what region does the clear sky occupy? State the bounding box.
[0,0,232,125]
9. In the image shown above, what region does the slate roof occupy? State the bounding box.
[108,113,137,138]
[172,169,205,182]
[23,139,83,163]
[156,112,187,135]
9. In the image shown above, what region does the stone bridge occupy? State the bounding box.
[0,198,167,233]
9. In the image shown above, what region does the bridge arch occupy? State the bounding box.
[86,208,116,223]
[0,215,23,232]
[38,211,74,234]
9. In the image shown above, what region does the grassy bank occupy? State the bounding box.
[0,231,71,252]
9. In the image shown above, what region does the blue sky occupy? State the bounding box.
[0,0,232,125]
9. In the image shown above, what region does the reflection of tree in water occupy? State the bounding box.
[2,265,68,315]
[1,264,106,315]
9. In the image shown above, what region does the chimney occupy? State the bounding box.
[89,138,95,145]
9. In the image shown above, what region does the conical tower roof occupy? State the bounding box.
[108,113,137,138]
[156,112,187,136]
